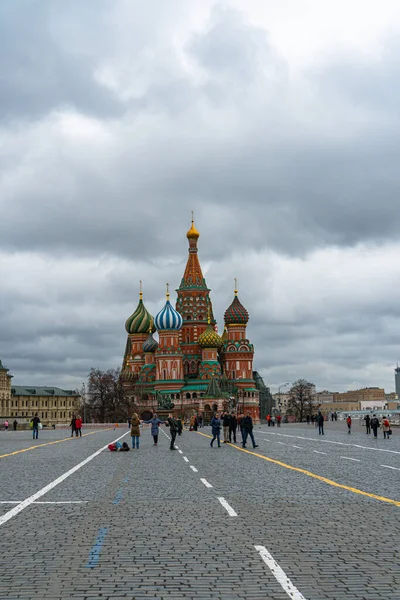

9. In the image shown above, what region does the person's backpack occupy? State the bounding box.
[120,442,130,451]
[371,418,379,428]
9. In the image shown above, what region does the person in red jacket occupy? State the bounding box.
[346,415,352,435]
[276,414,282,427]
[75,415,83,437]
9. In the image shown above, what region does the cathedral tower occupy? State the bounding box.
[154,285,184,394]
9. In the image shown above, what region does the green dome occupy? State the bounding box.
[125,298,156,334]
[199,324,223,349]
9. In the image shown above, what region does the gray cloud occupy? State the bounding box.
[1,2,400,394]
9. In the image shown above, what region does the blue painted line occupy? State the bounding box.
[113,489,123,505]
[85,527,108,569]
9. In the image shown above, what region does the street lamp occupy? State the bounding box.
[278,382,290,414]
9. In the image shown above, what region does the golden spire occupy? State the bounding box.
[148,317,153,334]
[166,282,170,301]
[207,303,211,325]
[186,211,200,240]
[139,280,143,300]
[234,278,238,297]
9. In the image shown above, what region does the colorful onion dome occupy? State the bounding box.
[199,323,223,348]
[125,283,156,334]
[224,280,249,325]
[186,216,200,240]
[143,332,158,353]
[155,284,183,331]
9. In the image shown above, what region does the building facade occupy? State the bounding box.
[0,360,80,425]
[121,219,260,422]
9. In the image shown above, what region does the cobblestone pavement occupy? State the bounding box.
[0,423,399,599]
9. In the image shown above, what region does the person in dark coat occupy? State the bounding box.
[242,414,258,448]
[210,413,221,448]
[32,413,41,440]
[222,412,230,443]
[13,420,18,431]
[364,414,371,434]
[177,418,183,436]
[193,416,198,431]
[130,413,141,449]
[316,411,324,435]
[165,413,178,450]
[70,414,76,438]
[229,412,237,443]
[371,414,380,439]
[143,413,164,445]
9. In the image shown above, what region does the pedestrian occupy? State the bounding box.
[13,420,17,431]
[210,413,221,448]
[127,417,131,428]
[177,417,183,436]
[276,414,282,428]
[382,416,391,440]
[198,414,203,428]
[4,420,8,431]
[242,413,258,448]
[130,412,141,449]
[266,414,271,427]
[193,415,198,432]
[222,412,230,443]
[371,414,379,439]
[306,415,310,425]
[189,415,195,431]
[364,414,371,435]
[316,411,324,435]
[334,412,338,422]
[229,412,237,443]
[143,413,164,445]
[165,413,178,450]
[70,414,76,438]
[32,413,41,439]
[346,415,352,434]
[75,415,83,437]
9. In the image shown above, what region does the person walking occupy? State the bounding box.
[198,414,203,428]
[177,417,183,436]
[242,413,258,449]
[371,414,380,439]
[306,415,310,425]
[4,420,9,431]
[143,413,164,445]
[13,420,17,431]
[277,414,282,428]
[229,412,237,443]
[346,415,352,434]
[382,416,391,440]
[316,411,324,435]
[75,415,83,437]
[222,412,230,443]
[266,414,271,427]
[364,414,371,435]
[32,413,41,439]
[193,415,198,431]
[165,413,178,450]
[130,413,141,449]
[210,413,221,448]
[70,414,76,438]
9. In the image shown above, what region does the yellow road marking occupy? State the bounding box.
[0,429,114,460]
[196,431,400,508]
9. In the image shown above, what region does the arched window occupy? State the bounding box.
[176,393,180,400]
[171,394,174,400]
[192,392,197,399]
[186,393,191,399]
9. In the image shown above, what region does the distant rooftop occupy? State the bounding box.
[11,386,79,397]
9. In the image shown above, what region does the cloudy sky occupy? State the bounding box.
[1,0,400,394]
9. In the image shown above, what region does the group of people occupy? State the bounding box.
[266,414,282,427]
[70,414,83,437]
[364,414,392,439]
[210,412,258,449]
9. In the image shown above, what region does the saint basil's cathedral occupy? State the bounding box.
[121,218,260,422]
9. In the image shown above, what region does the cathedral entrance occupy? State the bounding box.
[203,404,212,424]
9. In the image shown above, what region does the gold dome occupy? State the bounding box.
[198,324,223,349]
[186,218,200,240]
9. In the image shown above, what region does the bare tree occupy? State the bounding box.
[287,379,315,422]
[87,368,129,422]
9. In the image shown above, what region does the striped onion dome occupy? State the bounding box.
[155,286,183,331]
[198,323,223,348]
[143,332,158,353]
[224,293,249,325]
[125,296,155,335]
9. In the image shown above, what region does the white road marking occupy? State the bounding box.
[263,439,271,442]
[255,545,306,600]
[292,445,303,449]
[276,441,285,445]
[381,464,400,471]
[0,431,129,527]
[183,456,189,462]
[178,450,183,454]
[200,478,213,488]
[313,450,327,455]
[217,497,237,517]
[190,466,198,472]
[264,432,400,454]
[340,456,360,462]
[0,501,88,504]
